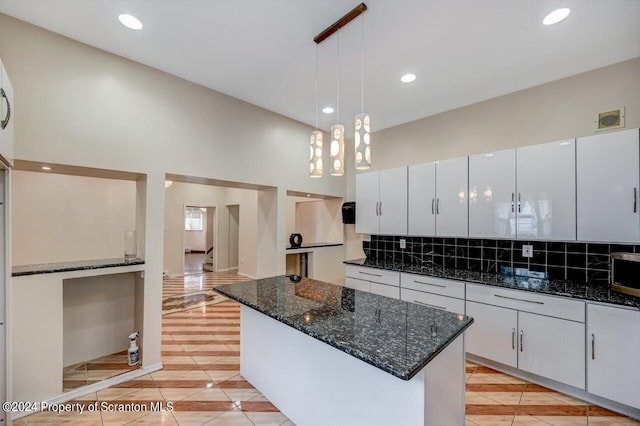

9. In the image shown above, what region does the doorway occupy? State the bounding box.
[183,205,217,275]
[227,204,239,271]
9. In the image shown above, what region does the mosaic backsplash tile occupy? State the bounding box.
[363,236,640,284]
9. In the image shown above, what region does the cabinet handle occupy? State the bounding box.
[375,201,380,216]
[634,188,637,213]
[512,328,515,350]
[412,300,447,311]
[379,201,382,216]
[511,193,515,213]
[520,330,524,352]
[413,280,446,288]
[436,198,440,214]
[591,333,595,360]
[494,294,544,304]
[431,198,435,215]
[359,271,382,277]
[517,193,521,213]
[1,88,10,130]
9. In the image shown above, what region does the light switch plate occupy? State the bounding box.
[522,244,533,258]
[399,239,406,249]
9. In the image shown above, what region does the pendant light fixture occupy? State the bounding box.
[330,30,345,177]
[309,45,323,178]
[354,13,371,170]
[312,3,367,178]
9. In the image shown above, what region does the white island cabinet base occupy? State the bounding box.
[240,305,466,426]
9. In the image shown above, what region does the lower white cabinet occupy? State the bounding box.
[401,288,464,314]
[587,303,640,409]
[400,273,465,314]
[466,301,518,368]
[465,284,586,390]
[518,311,585,389]
[344,265,400,300]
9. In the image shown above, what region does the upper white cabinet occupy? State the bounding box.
[408,157,468,237]
[576,128,640,243]
[469,149,516,238]
[355,167,407,235]
[469,141,576,240]
[516,139,576,240]
[587,303,640,409]
[0,59,14,167]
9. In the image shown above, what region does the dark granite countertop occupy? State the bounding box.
[286,242,343,250]
[345,258,640,310]
[12,258,145,277]
[214,275,473,380]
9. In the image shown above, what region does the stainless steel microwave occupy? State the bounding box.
[611,252,640,297]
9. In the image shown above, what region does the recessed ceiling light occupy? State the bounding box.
[118,13,143,30]
[41,166,51,171]
[401,73,416,83]
[543,8,571,25]
[322,106,334,114]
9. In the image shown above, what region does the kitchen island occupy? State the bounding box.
[215,275,474,426]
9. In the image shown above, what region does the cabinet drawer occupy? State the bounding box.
[345,265,400,287]
[401,288,465,314]
[401,273,465,299]
[370,282,400,299]
[466,283,584,322]
[345,277,370,292]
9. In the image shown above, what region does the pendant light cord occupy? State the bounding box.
[315,44,318,130]
[361,15,364,114]
[336,30,340,123]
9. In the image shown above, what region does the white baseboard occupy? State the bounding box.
[11,363,164,420]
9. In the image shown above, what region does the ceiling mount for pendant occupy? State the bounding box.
[314,3,368,45]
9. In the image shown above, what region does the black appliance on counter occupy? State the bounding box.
[611,252,640,297]
[342,202,356,224]
[289,233,303,248]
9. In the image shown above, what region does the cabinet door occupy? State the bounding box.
[518,311,585,390]
[516,140,576,241]
[436,156,468,237]
[576,128,640,243]
[379,167,408,235]
[355,171,379,234]
[469,149,516,238]
[0,60,14,167]
[401,288,465,314]
[587,304,640,409]
[344,277,370,292]
[370,282,400,299]
[465,301,517,368]
[408,163,436,236]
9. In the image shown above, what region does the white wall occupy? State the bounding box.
[183,208,207,252]
[63,274,135,367]
[11,171,136,265]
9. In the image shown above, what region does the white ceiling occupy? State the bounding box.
[0,0,638,135]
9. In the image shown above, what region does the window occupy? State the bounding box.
[185,207,204,231]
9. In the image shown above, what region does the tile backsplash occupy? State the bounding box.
[363,235,640,283]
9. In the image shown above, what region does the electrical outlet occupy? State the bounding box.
[522,244,533,258]
[399,239,406,249]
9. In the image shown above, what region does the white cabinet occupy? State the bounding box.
[516,139,576,240]
[344,265,400,299]
[587,303,640,409]
[408,157,468,237]
[465,283,585,389]
[355,167,407,235]
[0,59,14,167]
[400,273,465,314]
[469,149,516,238]
[576,128,640,243]
[470,141,576,241]
[466,301,518,368]
[517,311,585,389]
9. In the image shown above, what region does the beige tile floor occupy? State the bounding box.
[13,272,640,425]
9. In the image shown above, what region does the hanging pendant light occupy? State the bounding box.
[354,14,371,170]
[310,45,323,178]
[330,30,345,176]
